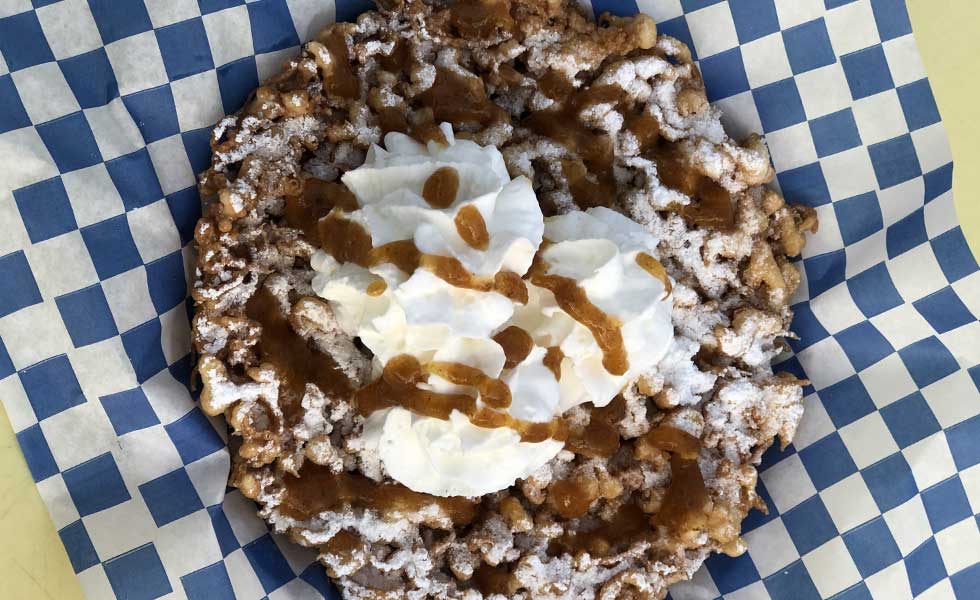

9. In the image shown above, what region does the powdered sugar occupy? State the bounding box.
[214,115,323,173]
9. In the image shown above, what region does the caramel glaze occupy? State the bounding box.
[423,166,459,208]
[490,270,528,304]
[366,278,387,296]
[419,67,509,128]
[641,424,700,460]
[492,326,534,369]
[355,354,476,420]
[470,407,568,444]
[625,112,662,153]
[376,106,410,138]
[454,204,490,250]
[647,142,736,231]
[473,564,515,597]
[448,0,515,39]
[374,39,452,144]
[355,354,567,444]
[650,454,710,533]
[527,70,736,230]
[428,361,511,410]
[322,530,362,558]
[528,256,628,376]
[548,477,597,519]
[635,251,672,297]
[412,121,451,146]
[318,211,528,303]
[550,503,652,557]
[553,426,709,558]
[526,79,628,209]
[321,30,359,99]
[279,462,478,524]
[245,287,351,425]
[318,210,374,266]
[283,178,358,239]
[376,105,448,146]
[565,395,625,459]
[565,417,619,459]
[560,158,617,211]
[376,37,410,73]
[543,346,564,380]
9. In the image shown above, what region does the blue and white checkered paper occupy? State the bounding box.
[0,0,977,598]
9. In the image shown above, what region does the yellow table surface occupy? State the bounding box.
[1,3,978,598]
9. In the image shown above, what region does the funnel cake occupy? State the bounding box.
[191,1,818,598]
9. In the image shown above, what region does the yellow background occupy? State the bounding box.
[1,3,978,598]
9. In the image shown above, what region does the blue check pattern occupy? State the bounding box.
[0,1,977,599]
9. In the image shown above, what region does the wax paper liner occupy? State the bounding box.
[0,0,978,598]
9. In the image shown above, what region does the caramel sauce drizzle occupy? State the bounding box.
[411,122,450,146]
[526,72,735,230]
[553,423,708,558]
[635,252,672,297]
[645,426,710,533]
[473,564,514,597]
[355,354,476,420]
[377,106,410,137]
[284,178,358,239]
[543,346,564,380]
[422,166,459,208]
[454,205,490,250]
[560,159,617,211]
[317,210,630,436]
[550,503,652,557]
[311,169,632,447]
[686,179,736,231]
[318,210,374,266]
[245,287,351,424]
[493,326,533,369]
[447,0,515,39]
[321,30,359,99]
[469,407,568,444]
[428,361,511,410]
[366,278,387,297]
[524,78,619,209]
[565,395,624,459]
[650,454,710,533]
[537,69,574,100]
[641,425,700,460]
[375,105,448,146]
[625,112,661,153]
[647,143,735,231]
[279,462,478,522]
[377,37,410,73]
[528,257,628,376]
[369,239,420,274]
[565,417,619,459]
[419,67,507,127]
[318,210,528,302]
[354,353,566,443]
[548,478,596,519]
[491,271,528,304]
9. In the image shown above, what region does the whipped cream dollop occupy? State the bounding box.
[513,208,675,413]
[312,125,673,497]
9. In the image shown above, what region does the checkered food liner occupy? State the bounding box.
[0,0,977,598]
